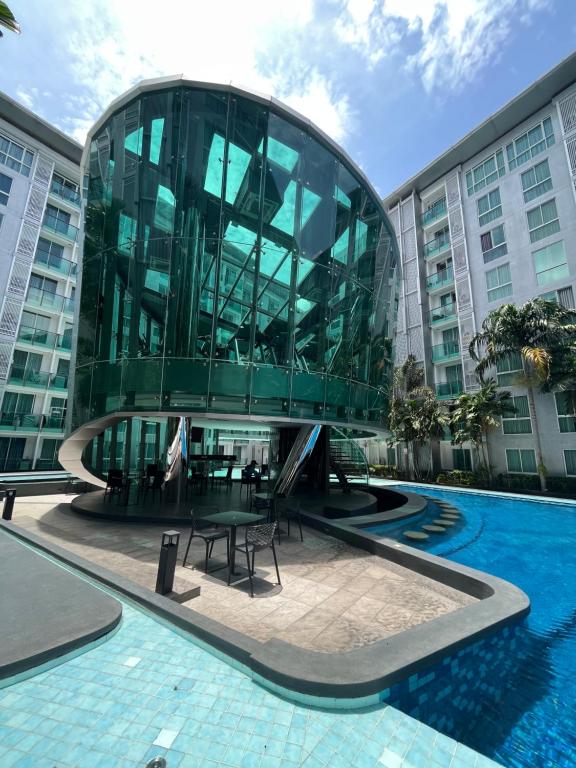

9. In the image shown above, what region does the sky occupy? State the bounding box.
[2,0,576,196]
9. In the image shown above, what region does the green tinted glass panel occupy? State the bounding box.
[149,118,164,164]
[271,180,296,235]
[225,142,251,204]
[125,127,143,156]
[259,136,299,172]
[154,185,175,233]
[204,133,225,198]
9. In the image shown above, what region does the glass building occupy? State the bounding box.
[61,78,399,483]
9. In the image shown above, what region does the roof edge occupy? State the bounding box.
[0,90,82,166]
[383,51,576,206]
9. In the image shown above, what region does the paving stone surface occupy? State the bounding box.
[10,493,475,653]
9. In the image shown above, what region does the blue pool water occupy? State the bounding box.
[368,485,576,768]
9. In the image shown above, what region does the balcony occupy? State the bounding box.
[429,302,457,326]
[8,366,68,390]
[26,286,74,315]
[17,326,59,349]
[0,412,43,431]
[424,233,451,261]
[431,340,460,363]
[41,213,78,242]
[58,332,73,350]
[426,266,454,293]
[421,198,447,227]
[34,249,77,278]
[435,380,464,400]
[43,414,66,431]
[49,178,81,207]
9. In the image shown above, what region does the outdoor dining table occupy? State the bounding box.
[201,510,265,582]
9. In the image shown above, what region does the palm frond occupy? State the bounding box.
[0,2,20,35]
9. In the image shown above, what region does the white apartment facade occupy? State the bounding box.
[0,92,81,472]
[384,53,576,481]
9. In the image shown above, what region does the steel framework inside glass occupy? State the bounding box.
[73,83,399,437]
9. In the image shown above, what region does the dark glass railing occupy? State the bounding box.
[429,302,457,324]
[426,266,454,291]
[26,286,74,315]
[34,248,76,277]
[431,340,460,362]
[17,326,59,348]
[421,198,447,226]
[424,233,451,260]
[0,412,65,431]
[42,213,78,241]
[8,366,68,389]
[435,380,464,399]
[50,178,81,206]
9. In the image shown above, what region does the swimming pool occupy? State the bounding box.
[0,538,498,768]
[367,485,576,768]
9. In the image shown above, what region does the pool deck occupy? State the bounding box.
[7,493,475,655]
[0,533,121,681]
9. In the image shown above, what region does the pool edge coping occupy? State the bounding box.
[0,517,529,702]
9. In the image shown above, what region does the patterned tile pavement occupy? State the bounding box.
[10,494,475,653]
[0,598,503,768]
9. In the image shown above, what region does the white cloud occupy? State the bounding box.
[334,0,554,92]
[51,0,352,144]
[15,87,38,110]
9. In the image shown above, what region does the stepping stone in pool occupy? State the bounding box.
[422,524,447,533]
[440,512,460,518]
[434,518,455,526]
[403,530,429,541]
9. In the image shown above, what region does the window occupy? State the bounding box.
[51,173,80,205]
[540,286,575,309]
[527,199,560,243]
[506,117,555,170]
[1,392,34,417]
[502,396,531,434]
[565,450,576,476]
[0,133,34,176]
[466,150,505,196]
[0,212,3,231]
[35,237,65,269]
[0,172,12,206]
[496,351,523,386]
[480,224,507,263]
[486,263,512,302]
[37,439,62,470]
[43,204,71,235]
[521,159,552,203]
[477,188,502,227]
[29,273,58,294]
[453,448,472,471]
[506,448,537,474]
[555,391,576,433]
[533,241,568,286]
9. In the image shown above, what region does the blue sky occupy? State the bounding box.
[2,0,575,195]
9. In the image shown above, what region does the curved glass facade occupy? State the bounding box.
[74,85,398,433]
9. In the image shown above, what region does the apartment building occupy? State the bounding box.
[0,92,81,472]
[384,52,576,479]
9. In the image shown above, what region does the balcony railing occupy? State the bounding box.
[436,380,464,399]
[17,326,59,349]
[8,366,68,390]
[421,198,447,227]
[429,302,457,325]
[34,248,77,278]
[50,178,81,207]
[26,286,74,315]
[58,332,73,350]
[41,214,78,242]
[431,340,460,363]
[426,266,454,292]
[0,412,43,430]
[424,233,451,260]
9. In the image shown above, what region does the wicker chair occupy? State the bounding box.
[182,507,229,573]
[230,522,281,597]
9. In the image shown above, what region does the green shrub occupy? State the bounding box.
[436,470,476,487]
[495,473,540,492]
[546,476,576,496]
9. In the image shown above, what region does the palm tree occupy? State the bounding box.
[469,299,576,491]
[0,3,20,36]
[450,380,514,484]
[389,355,448,480]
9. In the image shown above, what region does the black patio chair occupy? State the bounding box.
[104,469,125,501]
[182,507,230,573]
[277,497,304,542]
[231,521,281,597]
[142,470,164,503]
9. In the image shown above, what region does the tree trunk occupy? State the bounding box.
[526,384,547,492]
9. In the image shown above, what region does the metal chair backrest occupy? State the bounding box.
[190,506,220,533]
[225,464,234,480]
[246,522,277,550]
[253,495,272,511]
